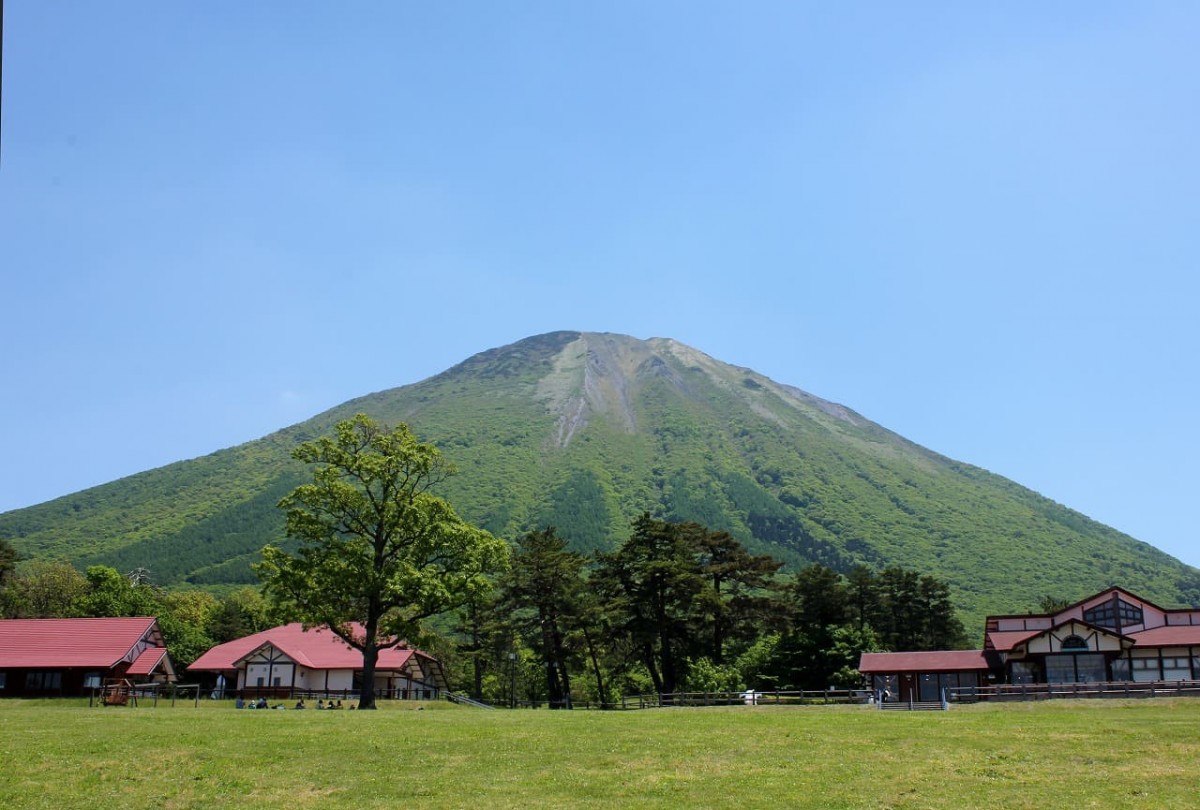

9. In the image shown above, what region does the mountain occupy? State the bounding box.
[2,331,1197,630]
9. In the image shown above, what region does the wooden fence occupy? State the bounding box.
[949,679,1200,703]
[612,689,871,710]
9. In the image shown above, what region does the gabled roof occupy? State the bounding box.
[987,587,1175,626]
[189,623,425,673]
[985,630,1042,652]
[1057,586,1171,617]
[987,619,1132,653]
[858,650,991,674]
[126,646,171,677]
[1004,618,1136,654]
[0,617,163,669]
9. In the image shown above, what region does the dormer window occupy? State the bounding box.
[1084,599,1143,629]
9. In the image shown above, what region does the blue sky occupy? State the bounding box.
[2,3,1198,568]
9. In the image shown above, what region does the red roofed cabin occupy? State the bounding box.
[860,587,1200,701]
[0,617,176,697]
[859,650,994,703]
[188,623,447,701]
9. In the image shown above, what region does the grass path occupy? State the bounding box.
[2,698,1198,809]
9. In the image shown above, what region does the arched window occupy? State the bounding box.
[1061,634,1089,651]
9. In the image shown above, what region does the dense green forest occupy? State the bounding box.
[455,518,968,705]
[2,332,1198,633]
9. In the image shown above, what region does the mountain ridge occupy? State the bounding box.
[3,331,1196,630]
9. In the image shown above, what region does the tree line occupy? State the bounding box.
[0,519,966,707]
[448,516,968,707]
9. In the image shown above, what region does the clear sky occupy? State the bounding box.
[2,3,1198,567]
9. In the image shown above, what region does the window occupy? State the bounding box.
[1084,599,1143,629]
[1111,658,1131,681]
[0,672,6,689]
[1061,635,1089,651]
[1131,658,1159,682]
[24,671,62,691]
[872,674,898,698]
[1011,661,1037,684]
[1163,657,1190,680]
[1046,654,1105,683]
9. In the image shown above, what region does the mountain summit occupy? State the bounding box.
[3,331,1196,626]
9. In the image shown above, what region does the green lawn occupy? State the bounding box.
[1,698,1197,809]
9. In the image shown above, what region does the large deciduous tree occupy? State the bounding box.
[258,414,509,710]
[0,560,89,619]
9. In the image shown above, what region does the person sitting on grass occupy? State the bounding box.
[295,698,306,710]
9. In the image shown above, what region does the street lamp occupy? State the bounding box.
[508,652,517,709]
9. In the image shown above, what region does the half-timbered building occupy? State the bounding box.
[188,623,446,700]
[860,587,1200,701]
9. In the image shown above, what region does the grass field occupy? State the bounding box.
[2,698,1198,809]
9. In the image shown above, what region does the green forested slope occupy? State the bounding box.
[2,331,1197,630]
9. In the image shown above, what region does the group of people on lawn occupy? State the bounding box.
[234,696,355,710]
[294,698,352,710]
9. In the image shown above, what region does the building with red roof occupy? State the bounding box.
[0,617,176,697]
[860,587,1200,702]
[189,623,446,700]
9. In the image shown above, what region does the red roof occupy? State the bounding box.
[126,646,169,676]
[189,623,421,672]
[1128,625,1200,646]
[858,650,991,673]
[986,629,1044,652]
[0,617,163,669]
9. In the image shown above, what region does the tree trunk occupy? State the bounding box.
[642,642,664,695]
[542,621,565,709]
[472,653,484,701]
[659,625,678,694]
[359,641,379,709]
[582,626,608,708]
[711,575,726,664]
[550,624,572,709]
